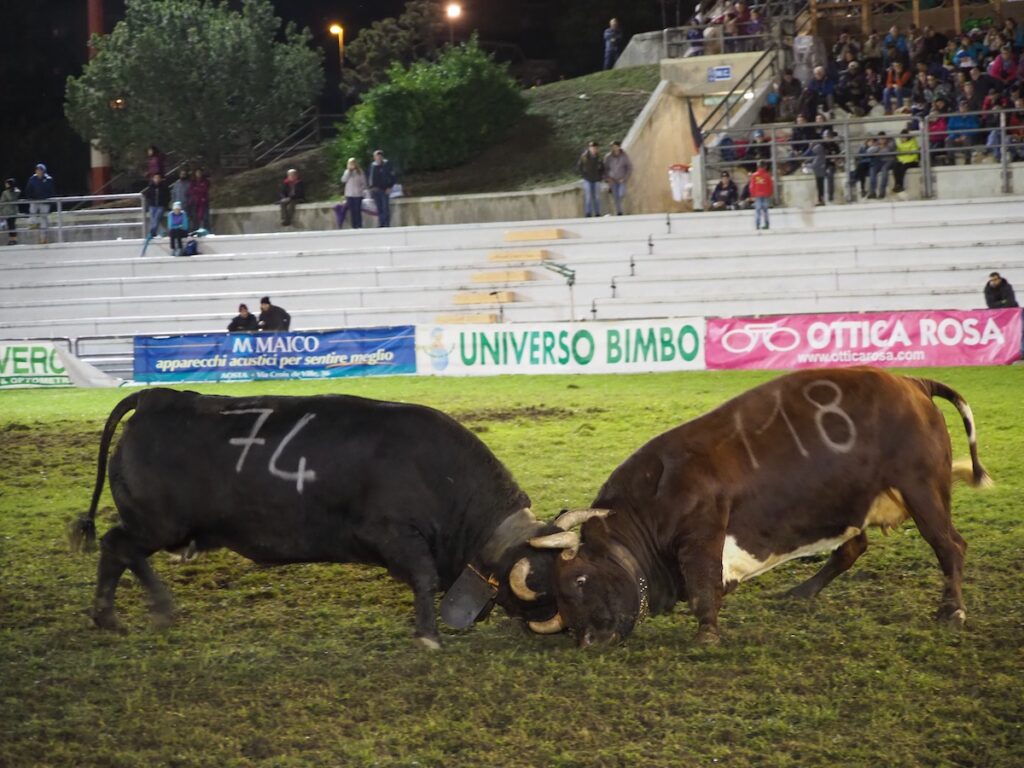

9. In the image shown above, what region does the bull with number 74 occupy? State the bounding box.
[516,367,992,646]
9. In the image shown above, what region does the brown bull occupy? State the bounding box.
[509,368,991,646]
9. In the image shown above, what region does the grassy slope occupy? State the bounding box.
[1,367,1022,767]
[213,65,660,207]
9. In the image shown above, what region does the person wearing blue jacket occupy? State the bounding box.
[166,201,190,256]
[945,99,981,164]
[25,163,55,241]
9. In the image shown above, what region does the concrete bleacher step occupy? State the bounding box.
[487,249,550,263]
[503,228,567,242]
[471,270,534,284]
[435,313,500,324]
[452,291,517,306]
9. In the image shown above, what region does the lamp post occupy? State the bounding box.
[445,3,461,44]
[329,23,344,71]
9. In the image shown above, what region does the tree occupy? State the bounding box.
[340,0,442,98]
[65,0,324,175]
[333,38,525,176]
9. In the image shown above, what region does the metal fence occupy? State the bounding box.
[699,106,1022,205]
[6,193,147,244]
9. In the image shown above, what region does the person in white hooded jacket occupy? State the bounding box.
[341,157,368,229]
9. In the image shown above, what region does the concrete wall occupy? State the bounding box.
[212,183,583,235]
[661,52,766,95]
[614,31,665,68]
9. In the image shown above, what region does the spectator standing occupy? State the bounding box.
[1,178,20,245]
[166,201,190,256]
[577,141,605,217]
[776,68,802,122]
[146,145,165,178]
[892,128,920,193]
[341,157,367,229]
[849,138,874,198]
[603,141,632,216]
[945,100,981,164]
[25,163,55,242]
[170,169,190,216]
[708,171,738,210]
[188,168,211,231]
[867,132,894,198]
[603,18,622,70]
[142,173,170,238]
[749,161,773,230]
[258,296,291,332]
[806,130,837,205]
[984,272,1018,308]
[228,303,259,332]
[368,150,396,228]
[279,168,305,227]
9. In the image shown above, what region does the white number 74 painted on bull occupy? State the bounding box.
[221,409,318,493]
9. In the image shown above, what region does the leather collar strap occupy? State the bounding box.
[606,540,650,624]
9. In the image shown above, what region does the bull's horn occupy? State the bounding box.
[509,557,539,601]
[528,612,566,634]
[529,531,579,549]
[554,508,611,531]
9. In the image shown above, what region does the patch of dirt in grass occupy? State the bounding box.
[452,405,605,423]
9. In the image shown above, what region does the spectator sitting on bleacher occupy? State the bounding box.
[883,60,912,113]
[708,171,739,210]
[945,99,981,164]
[883,25,909,62]
[837,60,868,115]
[927,97,950,162]
[258,296,291,332]
[862,30,883,72]
[987,45,1018,85]
[863,66,884,111]
[893,128,920,193]
[832,31,860,64]
[922,26,949,64]
[986,94,1024,161]
[743,129,771,172]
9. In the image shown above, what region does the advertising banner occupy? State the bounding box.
[134,326,416,383]
[706,309,1023,370]
[0,341,120,389]
[416,318,706,376]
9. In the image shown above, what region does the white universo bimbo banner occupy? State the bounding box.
[415,319,706,376]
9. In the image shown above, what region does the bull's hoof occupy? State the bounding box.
[937,607,967,629]
[150,609,175,630]
[694,627,721,646]
[89,606,125,633]
[414,635,442,651]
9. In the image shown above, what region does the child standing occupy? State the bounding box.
[749,161,774,230]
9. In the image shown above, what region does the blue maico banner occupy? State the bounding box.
[134,326,416,383]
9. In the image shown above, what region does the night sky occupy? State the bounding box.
[0,0,668,193]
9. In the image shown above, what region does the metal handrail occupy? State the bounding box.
[698,44,780,138]
[10,193,148,244]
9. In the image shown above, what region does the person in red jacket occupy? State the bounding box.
[749,161,774,230]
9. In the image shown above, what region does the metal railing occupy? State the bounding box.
[698,44,780,138]
[6,193,147,244]
[699,106,1022,205]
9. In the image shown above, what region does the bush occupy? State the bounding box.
[333,38,525,180]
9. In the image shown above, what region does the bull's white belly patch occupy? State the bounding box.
[721,528,861,586]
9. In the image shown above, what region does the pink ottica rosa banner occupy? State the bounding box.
[706,309,1023,370]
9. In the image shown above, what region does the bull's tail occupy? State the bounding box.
[916,378,993,488]
[68,391,143,552]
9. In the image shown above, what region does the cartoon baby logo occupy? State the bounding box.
[420,327,453,372]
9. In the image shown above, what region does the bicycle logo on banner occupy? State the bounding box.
[720,323,801,354]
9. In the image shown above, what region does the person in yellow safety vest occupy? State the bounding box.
[893,128,920,193]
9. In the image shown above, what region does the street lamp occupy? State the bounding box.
[329,23,344,70]
[445,3,461,44]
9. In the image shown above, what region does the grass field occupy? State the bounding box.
[1,367,1022,767]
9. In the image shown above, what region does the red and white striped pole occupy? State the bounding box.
[88,0,112,194]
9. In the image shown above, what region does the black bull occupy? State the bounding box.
[519,368,992,646]
[71,388,568,647]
